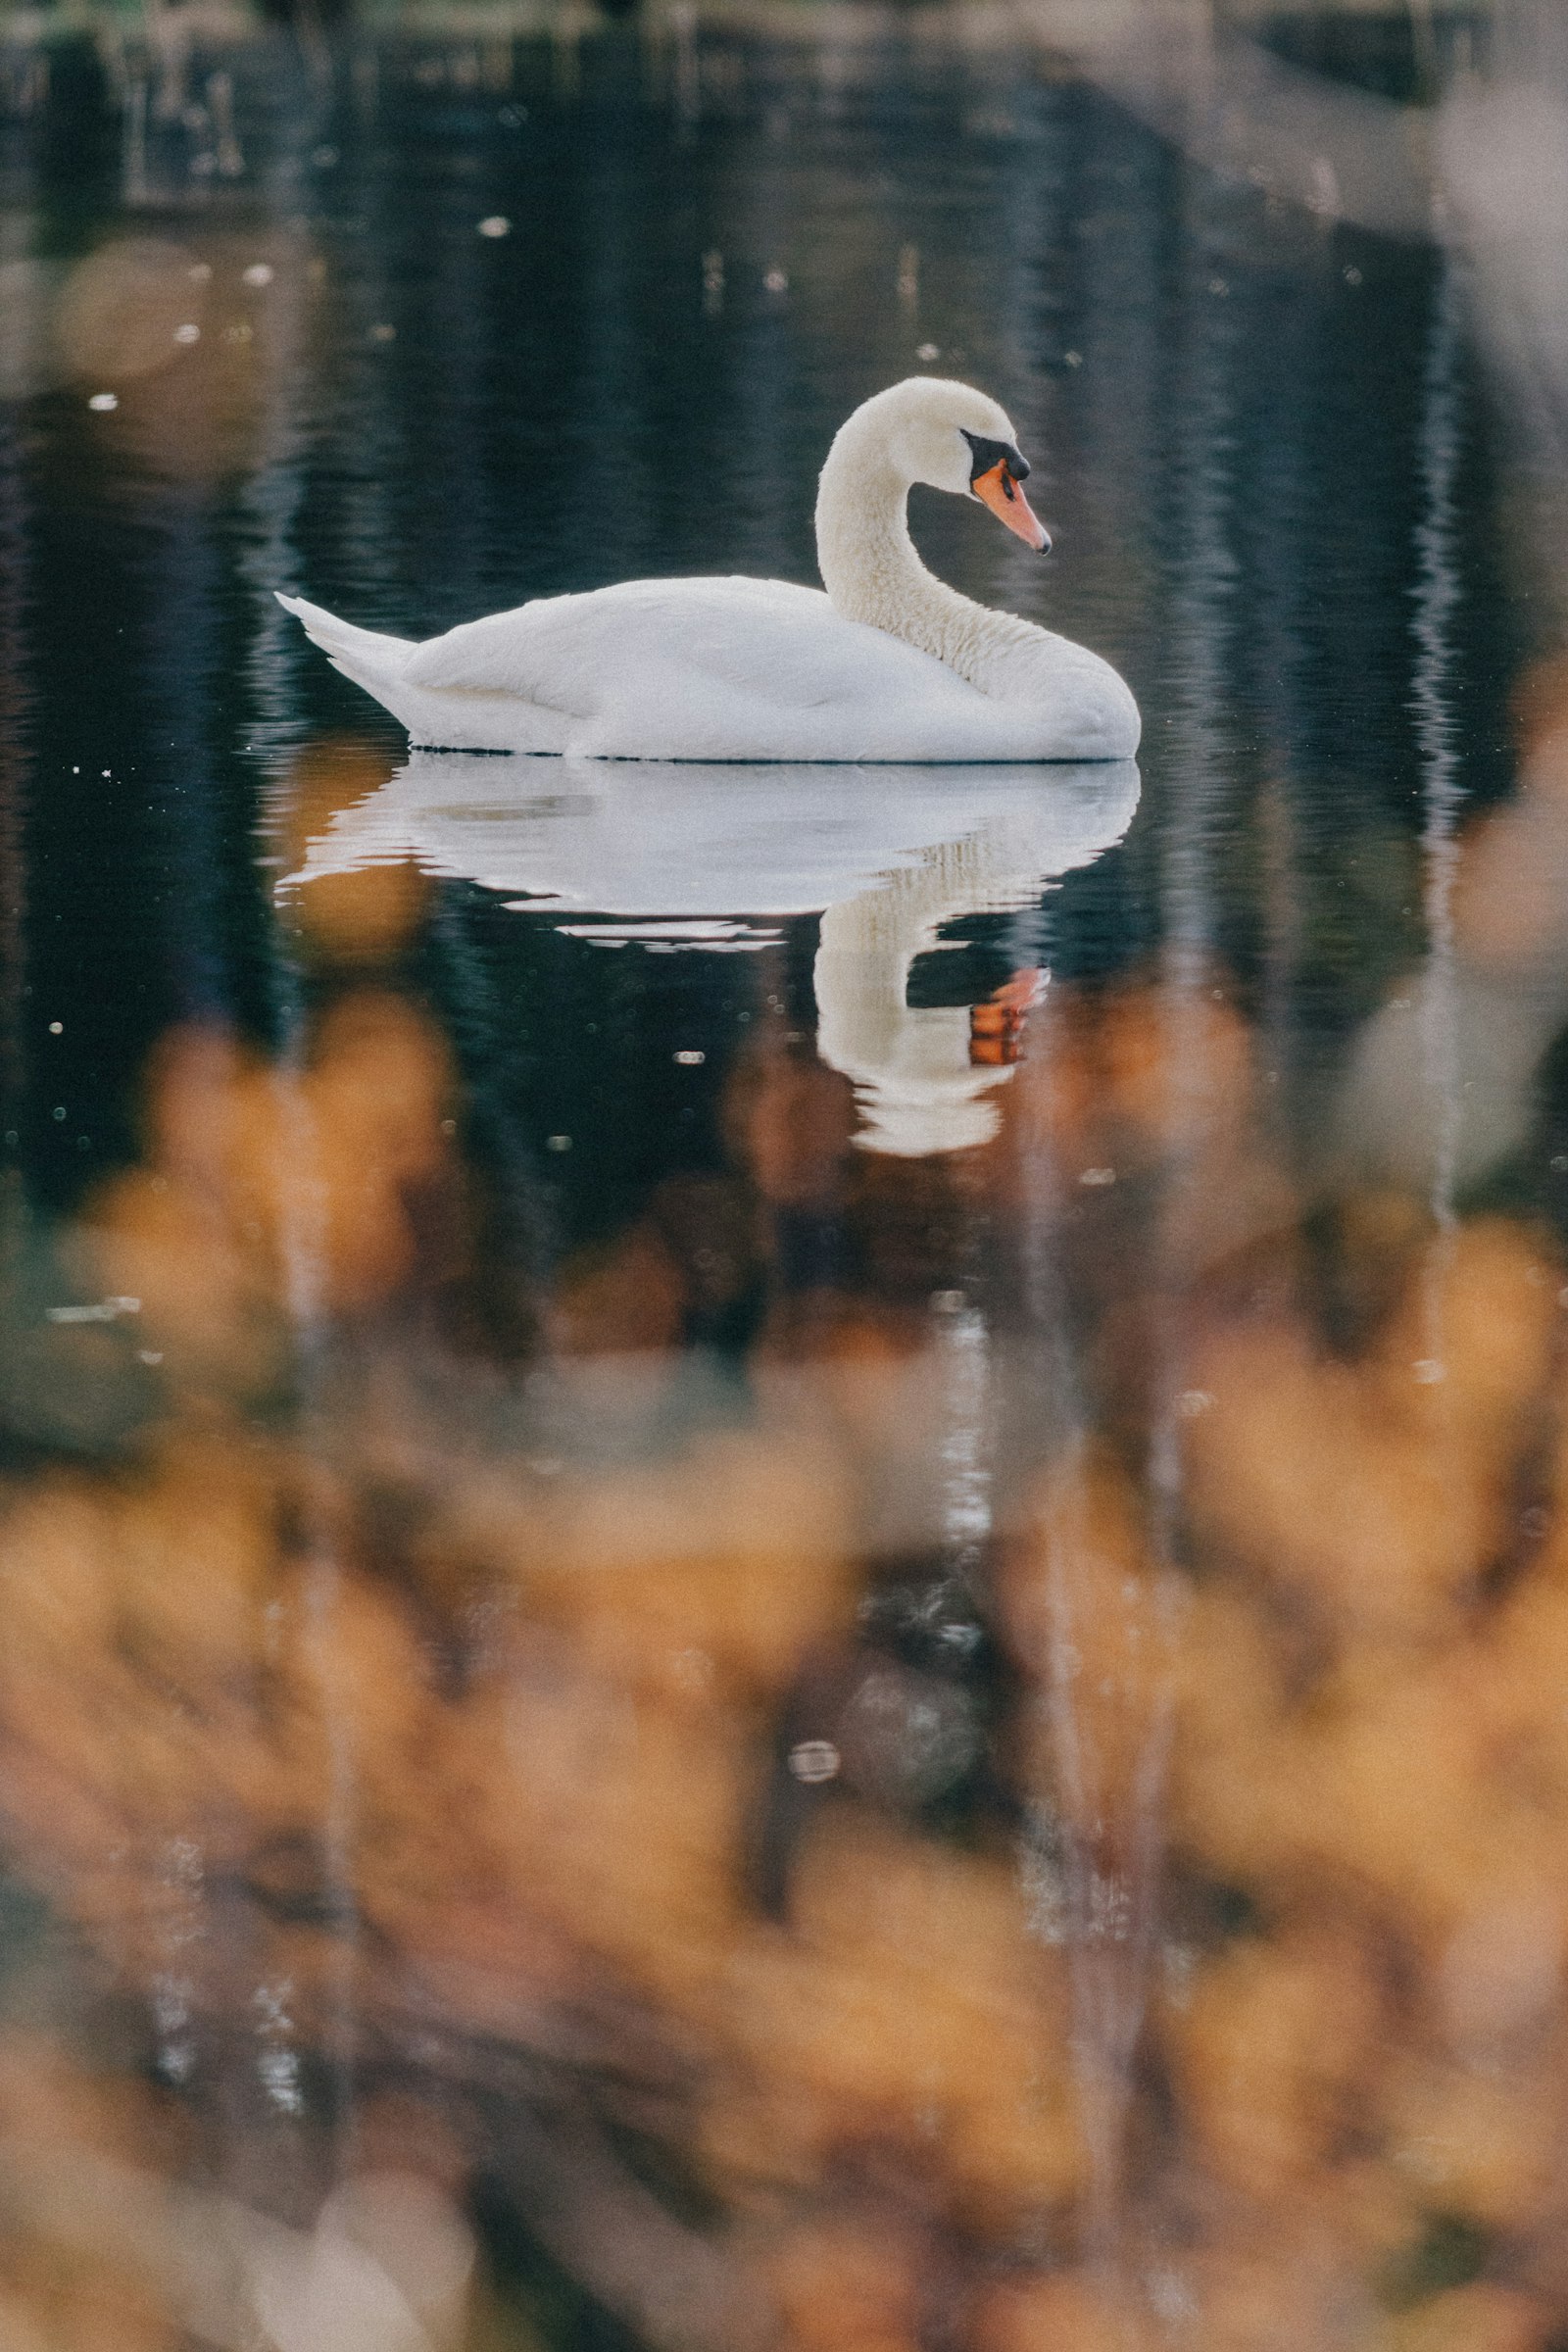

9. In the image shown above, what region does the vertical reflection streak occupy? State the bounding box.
[933,1286,993,1617]
[1412,258,1465,1255]
[240,179,368,2179]
[1007,119,1252,2275]
[1134,134,1244,2264]
[1250,277,1313,1119]
[1040,1436,1120,2256]
[255,770,366,2180]
[256,929,365,2166]
[1154,167,1242,1496]
[137,499,234,1023]
[271,1045,363,2173]
[432,892,555,1293]
[0,407,30,1144]
[235,39,336,760]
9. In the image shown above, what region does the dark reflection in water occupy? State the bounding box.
[5,11,1568,2352]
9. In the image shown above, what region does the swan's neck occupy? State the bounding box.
[814,435,1023,688]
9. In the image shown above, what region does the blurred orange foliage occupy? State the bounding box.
[5,933,1568,2351]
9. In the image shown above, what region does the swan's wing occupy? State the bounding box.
[400,576,964,711]
[401,592,598,709]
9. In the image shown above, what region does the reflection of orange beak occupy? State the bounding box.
[969,967,1046,1066]
[973,462,1051,552]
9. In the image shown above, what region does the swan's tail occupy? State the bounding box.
[275,589,558,751]
[275,591,414,677]
[276,590,434,730]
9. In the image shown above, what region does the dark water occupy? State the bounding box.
[1,13,1522,1220]
[3,14,1568,2351]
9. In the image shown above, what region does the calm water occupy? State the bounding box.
[3,12,1568,2350]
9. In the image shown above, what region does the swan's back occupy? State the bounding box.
[403,575,950,705]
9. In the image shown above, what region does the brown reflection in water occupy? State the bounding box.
[58,230,327,483]
[10,740,1568,2348]
[280,740,431,970]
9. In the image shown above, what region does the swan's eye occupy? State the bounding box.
[960,430,1030,490]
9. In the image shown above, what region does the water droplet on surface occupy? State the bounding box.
[937,1620,983,1654]
[788,1739,840,1785]
[258,2046,304,2112]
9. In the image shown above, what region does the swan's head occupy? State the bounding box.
[837,376,1050,552]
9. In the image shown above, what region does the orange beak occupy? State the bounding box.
[973,462,1051,552]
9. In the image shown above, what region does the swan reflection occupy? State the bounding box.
[290,754,1141,1157]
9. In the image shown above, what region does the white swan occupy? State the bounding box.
[276,378,1140,764]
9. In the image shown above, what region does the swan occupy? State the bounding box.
[276,378,1140,764]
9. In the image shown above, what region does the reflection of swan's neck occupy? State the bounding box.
[814,831,1028,1158]
[814,424,1034,691]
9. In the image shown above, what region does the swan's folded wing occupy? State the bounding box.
[402,599,590,709]
[399,577,957,718]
